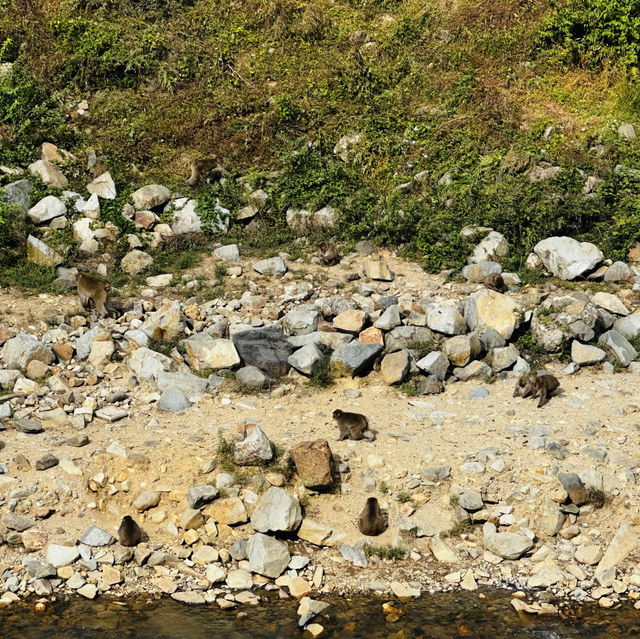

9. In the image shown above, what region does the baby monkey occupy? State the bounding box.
[357,497,388,536]
[513,373,559,408]
[76,271,111,318]
[118,515,143,547]
[484,272,507,293]
[319,241,340,266]
[333,409,374,441]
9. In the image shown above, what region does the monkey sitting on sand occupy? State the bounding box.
[319,241,340,266]
[484,272,507,293]
[118,515,143,547]
[358,497,388,536]
[76,271,111,318]
[513,373,560,408]
[186,158,227,186]
[333,409,375,441]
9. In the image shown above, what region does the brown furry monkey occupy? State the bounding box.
[118,515,143,547]
[76,272,111,318]
[333,409,374,441]
[357,497,387,536]
[513,374,535,398]
[319,241,340,266]
[187,158,226,186]
[485,272,507,293]
[531,374,559,408]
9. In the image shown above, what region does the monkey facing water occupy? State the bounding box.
[186,158,226,186]
[484,272,507,293]
[333,409,374,441]
[357,497,388,536]
[76,272,110,318]
[319,241,340,266]
[118,515,143,547]
[513,373,559,407]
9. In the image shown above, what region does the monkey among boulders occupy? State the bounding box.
[118,515,143,547]
[319,241,340,266]
[76,271,111,318]
[186,158,226,186]
[484,272,507,293]
[357,497,388,536]
[513,374,535,398]
[333,409,374,441]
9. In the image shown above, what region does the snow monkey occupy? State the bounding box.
[76,272,110,318]
[357,497,388,536]
[319,241,340,266]
[484,272,507,293]
[118,515,143,547]
[186,157,226,186]
[513,373,559,408]
[333,409,374,441]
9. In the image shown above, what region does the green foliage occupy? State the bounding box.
[587,486,608,508]
[305,355,336,389]
[538,0,640,69]
[148,333,185,357]
[396,491,412,504]
[443,517,475,538]
[364,544,407,560]
[0,263,58,292]
[0,200,28,265]
[399,380,420,397]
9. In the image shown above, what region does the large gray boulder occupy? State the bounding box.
[28,196,66,224]
[232,327,293,378]
[26,235,63,267]
[330,342,382,377]
[598,329,638,366]
[132,184,171,210]
[4,179,33,212]
[250,487,302,533]
[483,522,534,560]
[29,160,68,188]
[253,257,287,276]
[158,388,192,412]
[233,424,274,465]
[464,290,520,340]
[416,351,449,380]
[469,231,509,264]
[288,343,324,376]
[614,312,640,339]
[427,303,467,336]
[282,304,321,336]
[155,371,208,402]
[171,200,201,235]
[247,533,291,578]
[141,300,184,342]
[87,172,116,199]
[182,333,241,371]
[121,250,153,275]
[129,347,174,380]
[533,236,603,280]
[1,333,54,371]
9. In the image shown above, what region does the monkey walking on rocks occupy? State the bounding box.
[186,158,226,186]
[333,409,375,441]
[484,272,507,293]
[118,515,143,547]
[319,241,340,266]
[357,497,388,536]
[76,272,111,318]
[513,373,560,408]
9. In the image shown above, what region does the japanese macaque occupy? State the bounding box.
[531,374,559,408]
[186,158,226,186]
[357,497,388,536]
[333,409,374,441]
[485,272,507,293]
[513,373,559,407]
[76,272,110,317]
[118,515,143,547]
[319,241,340,266]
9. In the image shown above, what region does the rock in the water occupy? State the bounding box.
[533,236,603,280]
[233,424,274,465]
[247,532,291,578]
[291,440,333,488]
[250,486,302,533]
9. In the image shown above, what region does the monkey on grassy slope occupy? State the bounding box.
[319,241,340,266]
[333,409,374,441]
[186,158,226,186]
[357,497,388,536]
[76,272,111,318]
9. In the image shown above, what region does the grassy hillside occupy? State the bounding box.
[2,0,640,274]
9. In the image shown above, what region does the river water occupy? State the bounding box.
[1,589,639,638]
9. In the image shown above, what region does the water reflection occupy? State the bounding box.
[1,589,640,638]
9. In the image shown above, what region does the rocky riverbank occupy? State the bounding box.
[1,246,640,628]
